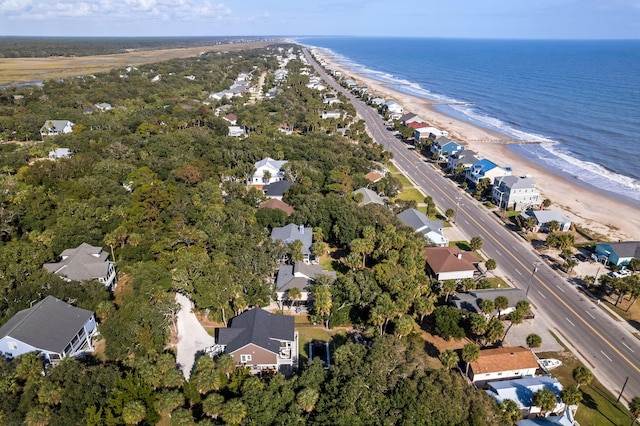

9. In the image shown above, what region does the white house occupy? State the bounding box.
[249,157,288,186]
[48,148,72,159]
[0,296,97,364]
[520,210,572,232]
[414,126,448,143]
[228,126,247,138]
[469,346,539,385]
[466,159,513,186]
[424,246,480,281]
[321,110,342,119]
[40,120,74,137]
[385,101,403,114]
[492,175,540,211]
[396,208,448,246]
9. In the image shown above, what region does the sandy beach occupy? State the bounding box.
[310,48,640,242]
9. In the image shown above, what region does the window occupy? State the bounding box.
[240,354,252,363]
[8,342,18,350]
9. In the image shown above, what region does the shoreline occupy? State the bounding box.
[308,47,640,242]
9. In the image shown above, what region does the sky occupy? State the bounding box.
[1,0,639,39]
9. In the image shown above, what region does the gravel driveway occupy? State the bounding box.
[175,293,216,379]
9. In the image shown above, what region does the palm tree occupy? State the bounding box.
[461,343,480,376]
[202,393,225,419]
[440,349,459,370]
[470,236,483,251]
[485,258,497,273]
[480,299,495,317]
[498,399,521,425]
[494,296,509,318]
[572,366,594,389]
[526,333,542,350]
[287,287,302,311]
[216,353,236,379]
[296,388,320,413]
[445,208,455,221]
[440,279,457,302]
[221,399,247,425]
[394,315,415,339]
[469,313,488,343]
[485,319,505,346]
[560,385,582,413]
[533,388,558,417]
[629,396,640,425]
[122,400,146,425]
[413,296,434,324]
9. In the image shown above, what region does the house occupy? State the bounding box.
[385,101,403,115]
[271,224,313,264]
[94,102,113,112]
[223,113,238,125]
[48,148,72,159]
[451,288,528,318]
[396,208,448,246]
[466,159,513,186]
[228,126,247,138]
[321,110,342,119]
[353,188,386,207]
[275,262,336,305]
[469,346,539,385]
[370,97,385,106]
[364,171,384,183]
[249,157,288,186]
[516,407,575,426]
[263,181,296,201]
[43,243,117,290]
[485,376,566,419]
[595,241,640,266]
[259,198,294,216]
[424,246,480,280]
[407,121,429,130]
[414,126,448,143]
[447,149,479,172]
[215,308,298,374]
[0,296,97,364]
[520,210,572,233]
[430,136,465,159]
[278,123,294,135]
[323,97,342,106]
[492,176,540,211]
[40,120,74,137]
[401,113,425,126]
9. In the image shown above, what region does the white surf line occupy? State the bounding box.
[622,342,634,353]
[585,310,595,319]
[566,317,576,327]
[537,291,546,299]
[600,351,613,362]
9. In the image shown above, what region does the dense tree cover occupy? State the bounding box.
[0,45,505,424]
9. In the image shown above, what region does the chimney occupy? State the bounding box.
[457,253,462,260]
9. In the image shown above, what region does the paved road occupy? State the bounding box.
[303,48,640,401]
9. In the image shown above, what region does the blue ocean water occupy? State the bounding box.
[298,37,640,205]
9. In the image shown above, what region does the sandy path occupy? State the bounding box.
[175,293,216,380]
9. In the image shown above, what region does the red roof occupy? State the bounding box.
[424,246,479,273]
[259,198,294,216]
[407,122,429,129]
[364,171,384,183]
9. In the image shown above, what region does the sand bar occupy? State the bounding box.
[310,48,640,242]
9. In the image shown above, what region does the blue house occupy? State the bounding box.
[595,242,640,266]
[430,136,464,159]
[0,296,97,364]
[465,159,512,185]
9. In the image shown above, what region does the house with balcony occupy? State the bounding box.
[519,210,572,233]
[430,136,465,159]
[595,241,640,267]
[43,243,117,290]
[492,175,540,211]
[271,224,313,264]
[465,159,512,186]
[447,149,479,172]
[275,262,336,306]
[40,120,74,137]
[397,208,448,246]
[469,346,539,386]
[214,308,298,375]
[485,376,566,419]
[414,126,448,144]
[0,296,97,364]
[248,157,287,187]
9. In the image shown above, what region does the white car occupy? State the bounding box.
[612,270,632,279]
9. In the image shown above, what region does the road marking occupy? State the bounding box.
[566,318,576,327]
[556,285,565,293]
[513,247,519,252]
[586,311,595,319]
[516,269,523,276]
[601,351,613,362]
[464,219,470,225]
[622,342,634,353]
[537,291,546,299]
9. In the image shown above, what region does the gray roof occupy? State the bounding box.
[397,208,444,233]
[43,243,111,282]
[217,308,294,354]
[600,241,640,258]
[271,224,312,254]
[486,376,562,409]
[40,120,73,133]
[495,175,536,190]
[0,296,94,353]
[523,210,571,224]
[276,262,336,293]
[451,288,527,314]
[353,188,386,206]
[263,181,295,197]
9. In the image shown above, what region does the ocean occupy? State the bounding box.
[297,37,640,206]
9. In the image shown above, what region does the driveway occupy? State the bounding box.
[175,293,216,380]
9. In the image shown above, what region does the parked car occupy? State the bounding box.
[575,253,588,262]
[612,270,632,279]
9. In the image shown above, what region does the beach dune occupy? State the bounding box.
[310,48,640,242]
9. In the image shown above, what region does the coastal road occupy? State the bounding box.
[303,48,640,402]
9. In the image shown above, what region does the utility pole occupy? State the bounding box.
[526,263,541,297]
[454,196,463,224]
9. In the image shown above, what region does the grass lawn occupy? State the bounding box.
[452,241,473,251]
[396,188,424,203]
[294,316,348,362]
[536,349,633,425]
[392,173,413,188]
[479,277,508,288]
[387,163,400,174]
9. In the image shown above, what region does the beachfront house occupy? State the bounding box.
[519,210,572,233]
[248,157,288,186]
[43,243,117,290]
[0,296,97,364]
[594,241,640,267]
[214,308,298,375]
[465,159,512,186]
[447,149,480,172]
[491,175,540,211]
[40,120,74,137]
[401,112,426,126]
[396,208,448,246]
[469,346,539,385]
[430,136,465,159]
[414,126,448,144]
